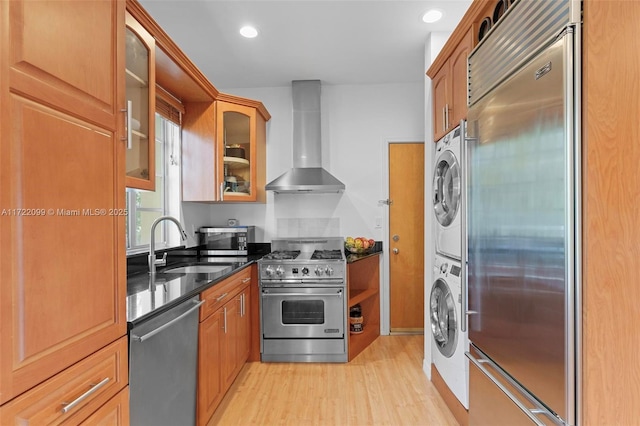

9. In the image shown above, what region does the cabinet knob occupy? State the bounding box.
[393,248,399,255]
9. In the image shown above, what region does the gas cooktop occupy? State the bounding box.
[258,237,346,282]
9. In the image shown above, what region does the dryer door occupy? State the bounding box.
[433,150,460,227]
[430,278,458,358]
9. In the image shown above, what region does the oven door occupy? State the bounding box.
[261,286,345,339]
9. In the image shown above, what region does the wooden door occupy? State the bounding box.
[0,0,126,403]
[216,101,258,202]
[80,387,130,426]
[389,143,425,332]
[432,66,450,141]
[197,310,224,426]
[237,287,251,364]
[221,298,240,389]
[125,11,156,190]
[450,29,473,127]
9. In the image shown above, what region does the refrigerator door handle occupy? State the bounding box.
[466,350,562,426]
[460,119,468,332]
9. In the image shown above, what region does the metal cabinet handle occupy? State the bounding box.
[131,300,205,342]
[61,377,110,414]
[223,307,227,333]
[220,182,225,201]
[240,293,245,317]
[465,351,551,426]
[261,291,342,298]
[215,292,229,302]
[126,100,133,150]
[442,106,446,132]
[392,248,399,254]
[460,119,468,332]
[445,103,449,130]
[242,277,251,284]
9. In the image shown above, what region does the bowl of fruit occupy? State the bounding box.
[344,236,376,254]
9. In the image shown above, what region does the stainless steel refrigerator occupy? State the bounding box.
[463,1,581,425]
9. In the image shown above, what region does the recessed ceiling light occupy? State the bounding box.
[422,9,443,23]
[240,25,258,38]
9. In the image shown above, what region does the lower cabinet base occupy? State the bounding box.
[431,363,469,426]
[0,337,129,425]
[80,386,130,426]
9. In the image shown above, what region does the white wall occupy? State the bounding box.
[186,82,424,243]
[423,31,450,380]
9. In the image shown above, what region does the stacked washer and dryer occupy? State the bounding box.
[430,124,469,409]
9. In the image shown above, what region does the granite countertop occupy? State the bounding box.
[345,242,383,264]
[126,255,263,327]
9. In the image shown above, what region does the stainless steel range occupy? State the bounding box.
[259,237,348,363]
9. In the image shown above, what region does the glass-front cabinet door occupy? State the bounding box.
[125,12,155,190]
[216,102,257,201]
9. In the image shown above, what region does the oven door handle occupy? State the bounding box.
[261,290,343,298]
[261,279,345,285]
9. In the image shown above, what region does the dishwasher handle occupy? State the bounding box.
[131,299,204,342]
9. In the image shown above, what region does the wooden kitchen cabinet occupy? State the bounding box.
[198,309,225,426]
[197,267,253,426]
[0,337,128,425]
[431,29,473,141]
[80,386,130,426]
[216,99,266,202]
[221,286,251,389]
[125,9,156,190]
[182,96,270,203]
[0,0,127,407]
[347,254,381,361]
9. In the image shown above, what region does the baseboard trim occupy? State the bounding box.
[431,363,469,426]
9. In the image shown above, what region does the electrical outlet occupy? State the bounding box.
[375,217,382,228]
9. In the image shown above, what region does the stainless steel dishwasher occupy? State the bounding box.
[129,296,203,426]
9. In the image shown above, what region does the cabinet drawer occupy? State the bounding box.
[78,386,129,426]
[200,267,251,321]
[0,337,128,425]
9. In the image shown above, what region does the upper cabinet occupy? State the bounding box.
[125,11,156,190]
[431,29,473,141]
[124,2,269,200]
[182,96,269,203]
[217,99,268,202]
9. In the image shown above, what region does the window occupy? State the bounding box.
[126,112,182,253]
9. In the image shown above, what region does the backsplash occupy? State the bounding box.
[276,218,340,238]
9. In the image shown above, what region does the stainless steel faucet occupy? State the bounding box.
[149,215,188,278]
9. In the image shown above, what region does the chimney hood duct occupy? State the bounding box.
[265,80,345,193]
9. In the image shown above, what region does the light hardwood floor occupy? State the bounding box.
[208,335,457,425]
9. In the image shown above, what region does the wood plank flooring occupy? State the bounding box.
[208,335,457,425]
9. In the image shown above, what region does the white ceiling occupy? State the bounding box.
[139,0,472,90]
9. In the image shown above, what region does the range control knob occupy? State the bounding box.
[276,266,285,276]
[301,267,309,275]
[440,263,448,274]
[265,266,274,277]
[314,266,324,276]
[325,266,334,276]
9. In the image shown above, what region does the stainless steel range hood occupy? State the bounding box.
[265,80,345,193]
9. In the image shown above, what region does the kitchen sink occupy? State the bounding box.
[162,265,232,274]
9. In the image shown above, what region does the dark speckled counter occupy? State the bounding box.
[126,255,263,327]
[345,242,383,264]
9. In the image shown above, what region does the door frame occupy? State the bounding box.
[380,137,426,336]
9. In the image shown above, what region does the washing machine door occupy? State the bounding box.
[430,278,458,358]
[433,150,460,227]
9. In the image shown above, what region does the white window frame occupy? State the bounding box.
[126,113,181,254]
